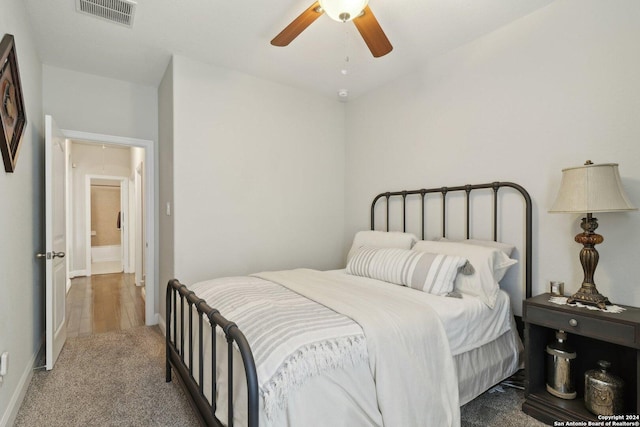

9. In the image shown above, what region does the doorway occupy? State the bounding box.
[87,176,128,276]
[63,129,156,326]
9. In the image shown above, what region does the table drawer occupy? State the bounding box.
[526,305,637,347]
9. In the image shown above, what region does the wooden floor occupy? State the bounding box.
[66,273,145,337]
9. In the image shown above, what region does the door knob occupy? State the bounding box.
[35,252,65,259]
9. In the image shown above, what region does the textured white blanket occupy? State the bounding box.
[257,269,461,427]
[189,276,367,419]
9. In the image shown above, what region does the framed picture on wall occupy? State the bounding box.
[0,34,27,173]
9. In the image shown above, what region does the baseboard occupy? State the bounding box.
[92,257,121,263]
[157,313,166,334]
[0,338,43,427]
[69,269,87,278]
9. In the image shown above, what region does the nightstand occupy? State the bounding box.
[522,293,640,424]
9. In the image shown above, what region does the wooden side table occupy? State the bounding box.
[523,293,640,424]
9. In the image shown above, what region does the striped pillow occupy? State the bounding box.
[346,247,469,295]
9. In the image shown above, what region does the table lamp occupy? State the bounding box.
[549,161,636,309]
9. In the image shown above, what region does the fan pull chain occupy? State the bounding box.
[338,27,351,100]
[341,56,349,76]
[340,25,350,76]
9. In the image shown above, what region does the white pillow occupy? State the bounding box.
[346,230,418,264]
[412,240,517,308]
[346,247,469,296]
[437,237,515,257]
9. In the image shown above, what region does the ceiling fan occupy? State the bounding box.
[271,0,393,58]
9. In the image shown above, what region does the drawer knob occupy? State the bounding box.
[569,318,578,327]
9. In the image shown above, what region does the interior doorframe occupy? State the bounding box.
[85,175,129,276]
[63,129,157,325]
[134,162,145,288]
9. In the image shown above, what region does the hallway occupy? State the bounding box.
[66,273,145,337]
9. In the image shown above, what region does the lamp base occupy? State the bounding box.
[567,214,610,310]
[567,285,610,310]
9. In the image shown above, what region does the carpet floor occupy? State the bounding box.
[14,326,199,427]
[15,326,545,426]
[461,384,546,427]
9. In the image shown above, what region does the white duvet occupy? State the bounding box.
[322,269,514,355]
[257,269,460,427]
[187,268,476,426]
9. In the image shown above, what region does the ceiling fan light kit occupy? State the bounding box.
[271,1,392,58]
[319,0,369,22]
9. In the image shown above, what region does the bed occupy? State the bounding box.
[165,181,533,427]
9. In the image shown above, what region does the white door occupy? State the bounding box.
[42,115,68,370]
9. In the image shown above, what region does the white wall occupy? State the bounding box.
[158,58,174,319]
[0,0,44,424]
[345,0,640,309]
[169,55,346,291]
[68,142,131,274]
[43,65,158,141]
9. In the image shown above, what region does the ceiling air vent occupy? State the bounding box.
[76,0,137,28]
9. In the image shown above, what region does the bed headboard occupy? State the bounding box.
[370,182,532,300]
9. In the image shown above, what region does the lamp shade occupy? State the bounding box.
[319,0,368,22]
[549,162,637,213]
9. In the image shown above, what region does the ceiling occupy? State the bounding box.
[23,0,554,100]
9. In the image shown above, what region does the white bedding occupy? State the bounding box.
[325,269,522,404]
[257,269,460,427]
[455,326,522,405]
[188,275,367,419]
[325,269,513,355]
[183,268,520,427]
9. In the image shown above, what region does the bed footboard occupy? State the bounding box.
[166,279,259,427]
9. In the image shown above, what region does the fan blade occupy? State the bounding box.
[353,6,393,58]
[271,2,324,47]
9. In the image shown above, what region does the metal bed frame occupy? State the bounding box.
[370,181,532,298]
[166,181,533,427]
